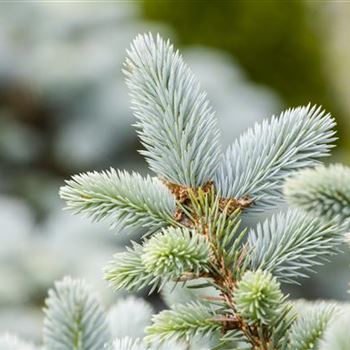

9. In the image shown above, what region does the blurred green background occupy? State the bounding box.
[1,1,350,342]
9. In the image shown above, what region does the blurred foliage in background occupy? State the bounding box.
[142,0,350,151]
[1,0,350,343]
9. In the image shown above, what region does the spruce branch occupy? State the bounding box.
[158,186,292,349]
[284,164,350,223]
[248,209,343,284]
[124,33,221,187]
[60,169,176,232]
[170,189,280,349]
[104,242,161,293]
[145,302,221,343]
[56,32,345,350]
[215,105,336,212]
[287,302,337,350]
[142,226,211,279]
[43,277,111,350]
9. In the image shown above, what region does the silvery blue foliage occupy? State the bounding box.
[104,242,162,293]
[215,104,336,211]
[0,275,206,350]
[43,277,111,350]
[60,169,175,232]
[288,301,338,350]
[248,209,342,283]
[124,33,222,187]
[284,164,350,223]
[4,2,337,349]
[146,302,221,343]
[60,32,343,349]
